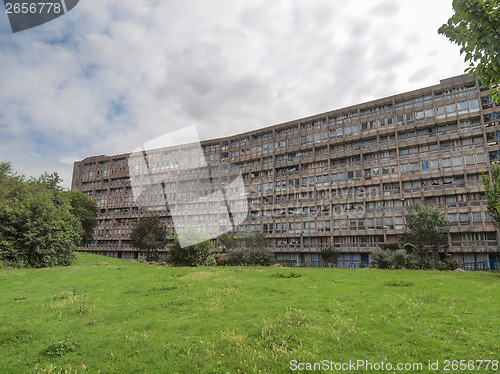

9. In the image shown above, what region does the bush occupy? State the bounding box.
[226,248,275,266]
[391,249,416,270]
[370,250,393,269]
[204,254,218,267]
[167,229,213,266]
[436,256,462,271]
[210,253,228,266]
[204,253,229,266]
[226,250,249,266]
[248,248,275,266]
[371,249,416,270]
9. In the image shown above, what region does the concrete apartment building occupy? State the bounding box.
[72,74,500,267]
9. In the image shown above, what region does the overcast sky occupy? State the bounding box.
[0,0,468,188]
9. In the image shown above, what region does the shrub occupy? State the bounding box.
[371,249,416,270]
[204,254,218,267]
[167,230,213,266]
[391,249,417,270]
[370,249,393,269]
[204,253,229,266]
[436,256,462,271]
[209,253,228,266]
[248,248,275,266]
[226,250,249,266]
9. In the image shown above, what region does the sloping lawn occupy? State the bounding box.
[0,253,498,373]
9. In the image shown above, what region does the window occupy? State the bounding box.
[476,153,487,164]
[465,154,475,165]
[446,103,456,116]
[442,158,452,171]
[436,106,446,119]
[472,212,482,222]
[453,156,463,169]
[457,101,468,114]
[469,99,479,112]
[431,159,440,171]
[460,213,470,223]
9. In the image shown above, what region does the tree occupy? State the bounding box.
[248,247,275,266]
[130,215,168,262]
[438,0,500,101]
[482,166,500,227]
[405,205,450,267]
[36,172,64,191]
[226,250,249,266]
[319,247,341,267]
[241,232,268,250]
[62,190,98,246]
[0,163,82,267]
[167,229,213,266]
[240,232,275,265]
[218,232,239,249]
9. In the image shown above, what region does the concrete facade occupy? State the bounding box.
[72,74,500,267]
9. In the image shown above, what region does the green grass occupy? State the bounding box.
[0,253,498,373]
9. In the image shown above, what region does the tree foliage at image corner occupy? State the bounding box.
[439,0,500,101]
[0,162,96,267]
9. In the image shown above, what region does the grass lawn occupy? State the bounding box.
[0,253,498,373]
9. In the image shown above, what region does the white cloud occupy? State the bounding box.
[0,0,467,188]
